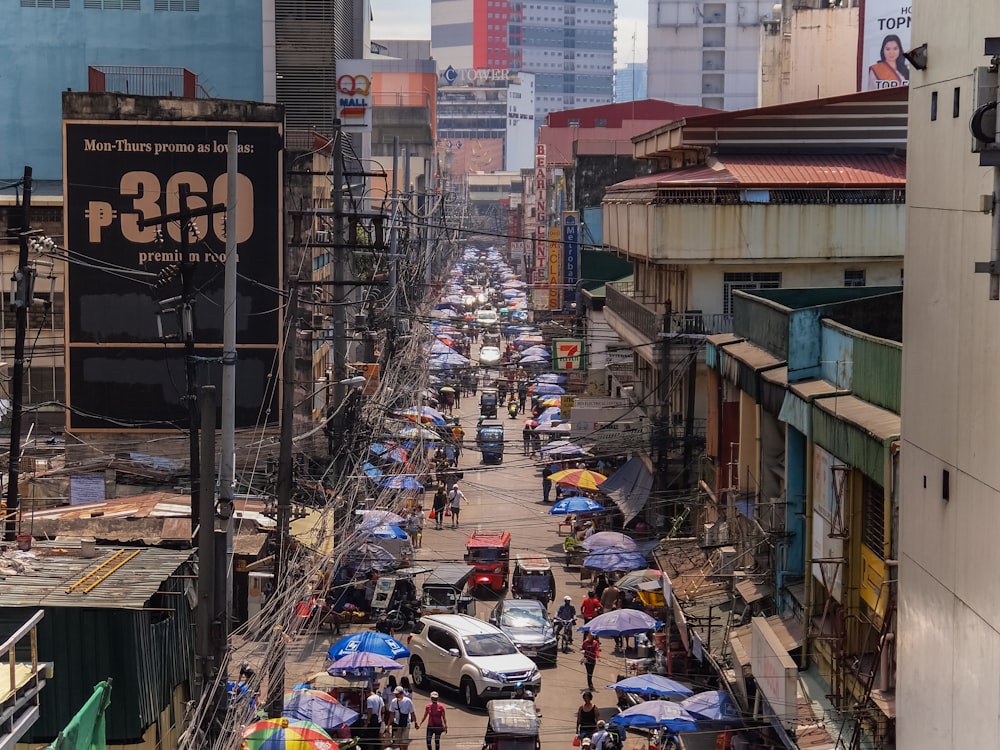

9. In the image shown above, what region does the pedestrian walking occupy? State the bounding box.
[408,505,424,549]
[576,691,599,741]
[591,721,611,750]
[581,632,601,690]
[580,591,602,623]
[448,483,465,528]
[364,682,385,750]
[542,463,554,503]
[522,423,532,455]
[417,691,448,750]
[452,385,462,408]
[432,486,447,530]
[517,383,528,414]
[390,685,416,750]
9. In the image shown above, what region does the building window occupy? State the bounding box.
[21,0,70,6]
[154,0,199,9]
[85,0,141,7]
[722,272,780,315]
[844,269,866,287]
[861,475,885,560]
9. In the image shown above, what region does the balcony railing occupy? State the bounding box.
[606,281,665,342]
[88,66,210,98]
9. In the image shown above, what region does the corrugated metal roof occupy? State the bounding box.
[814,395,900,443]
[789,379,848,401]
[723,341,784,371]
[761,366,788,385]
[612,154,905,190]
[0,542,193,609]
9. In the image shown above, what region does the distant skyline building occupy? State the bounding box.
[431,0,614,124]
[614,62,648,102]
[646,0,772,110]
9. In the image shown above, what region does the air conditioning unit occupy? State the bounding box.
[703,520,729,546]
[715,546,737,575]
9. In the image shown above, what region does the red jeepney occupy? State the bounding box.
[465,530,511,591]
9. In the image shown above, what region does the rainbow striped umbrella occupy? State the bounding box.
[243,717,339,750]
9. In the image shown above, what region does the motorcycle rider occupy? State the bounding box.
[555,595,577,645]
[507,399,519,418]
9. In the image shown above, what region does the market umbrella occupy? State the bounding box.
[539,440,589,457]
[531,383,565,395]
[615,569,664,592]
[379,475,424,491]
[539,396,561,408]
[548,468,607,491]
[356,509,405,526]
[535,373,567,384]
[679,690,741,722]
[243,718,339,750]
[327,652,407,674]
[361,462,383,480]
[609,701,697,732]
[344,542,397,573]
[548,496,604,514]
[579,608,660,637]
[581,531,638,552]
[518,355,549,365]
[394,425,440,441]
[362,524,409,540]
[536,406,563,423]
[606,675,694,698]
[582,549,648,572]
[520,346,551,357]
[327,631,411,661]
[283,690,360,729]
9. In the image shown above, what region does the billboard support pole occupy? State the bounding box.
[4,165,32,543]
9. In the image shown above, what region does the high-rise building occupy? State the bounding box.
[513,0,615,121]
[1,0,367,179]
[432,0,614,124]
[614,62,648,102]
[646,0,774,110]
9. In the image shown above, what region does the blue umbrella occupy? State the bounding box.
[536,406,562,423]
[327,631,411,661]
[364,524,409,539]
[362,462,383,479]
[379,475,424,491]
[582,549,648,572]
[679,690,741,722]
[606,675,694,698]
[549,496,604,514]
[519,355,549,365]
[369,442,389,456]
[535,373,567,384]
[520,346,551,357]
[610,701,697,732]
[532,383,566,395]
[579,608,660,637]
[283,689,360,728]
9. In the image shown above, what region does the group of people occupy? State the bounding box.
[363,677,449,750]
[429,481,465,530]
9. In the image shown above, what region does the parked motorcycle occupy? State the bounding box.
[384,599,422,632]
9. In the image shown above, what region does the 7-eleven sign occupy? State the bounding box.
[553,338,585,371]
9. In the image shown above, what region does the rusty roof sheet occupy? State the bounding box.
[0,542,193,609]
[814,394,901,442]
[612,153,906,190]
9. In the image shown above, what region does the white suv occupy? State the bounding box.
[475,307,499,327]
[407,614,541,706]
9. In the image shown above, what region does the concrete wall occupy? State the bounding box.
[898,2,1000,748]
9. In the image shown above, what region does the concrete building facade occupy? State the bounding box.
[897,3,1000,748]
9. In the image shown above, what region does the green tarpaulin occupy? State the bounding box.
[47,680,112,750]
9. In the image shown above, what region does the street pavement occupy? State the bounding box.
[278,389,634,750]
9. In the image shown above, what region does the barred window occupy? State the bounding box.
[861,474,885,559]
[722,272,780,316]
[86,0,142,8]
[844,269,866,287]
[21,0,70,7]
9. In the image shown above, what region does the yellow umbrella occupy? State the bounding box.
[539,395,561,408]
[548,468,607,491]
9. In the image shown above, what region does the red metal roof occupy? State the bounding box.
[611,154,906,190]
[545,99,719,129]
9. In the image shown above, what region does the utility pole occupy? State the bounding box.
[266,277,297,718]
[141,194,225,534]
[329,123,349,470]
[389,136,400,321]
[4,166,32,542]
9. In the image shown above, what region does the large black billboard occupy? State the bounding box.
[63,120,283,430]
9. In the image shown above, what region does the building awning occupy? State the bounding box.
[600,455,653,525]
[735,577,773,604]
[721,341,784,402]
[705,334,742,369]
[813,395,900,443]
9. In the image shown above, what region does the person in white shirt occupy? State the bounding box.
[365,682,385,750]
[448,484,465,528]
[390,685,416,750]
[591,720,610,750]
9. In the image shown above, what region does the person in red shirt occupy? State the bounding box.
[580,591,602,623]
